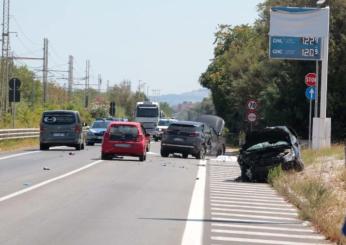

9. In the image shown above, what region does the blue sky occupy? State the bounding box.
[12,0,263,94]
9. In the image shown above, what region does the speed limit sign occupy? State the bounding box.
[247,99,258,111]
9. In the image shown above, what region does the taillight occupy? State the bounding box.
[75,125,81,133]
[137,135,143,142]
[40,123,44,132]
[189,132,200,137]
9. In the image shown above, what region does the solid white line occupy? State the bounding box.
[0,160,103,203]
[211,229,325,240]
[210,203,296,212]
[210,199,292,208]
[211,207,297,216]
[211,236,325,245]
[212,212,298,221]
[0,151,39,161]
[211,223,315,233]
[211,196,287,204]
[181,160,206,245]
[147,151,159,155]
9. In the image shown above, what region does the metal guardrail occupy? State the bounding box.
[0,128,39,141]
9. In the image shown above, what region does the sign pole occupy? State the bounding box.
[12,79,16,128]
[308,99,312,148]
[314,61,319,117]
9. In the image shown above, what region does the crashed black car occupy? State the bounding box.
[237,126,304,181]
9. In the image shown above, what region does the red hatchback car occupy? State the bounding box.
[101,121,149,161]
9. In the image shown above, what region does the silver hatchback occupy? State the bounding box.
[39,110,85,150]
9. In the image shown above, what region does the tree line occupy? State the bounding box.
[199,0,346,140]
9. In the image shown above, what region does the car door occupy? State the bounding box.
[203,124,213,154]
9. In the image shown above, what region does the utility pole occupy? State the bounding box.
[98,74,102,93]
[67,55,73,103]
[1,0,10,114]
[106,80,109,93]
[84,60,90,108]
[42,38,48,104]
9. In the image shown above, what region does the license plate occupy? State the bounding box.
[53,133,65,137]
[174,137,183,142]
[114,144,131,148]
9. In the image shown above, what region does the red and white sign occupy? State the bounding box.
[305,73,316,87]
[247,99,258,111]
[247,112,257,122]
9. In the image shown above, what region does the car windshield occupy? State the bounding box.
[91,121,109,129]
[136,107,159,117]
[109,125,138,141]
[246,141,290,151]
[158,120,170,126]
[42,113,75,125]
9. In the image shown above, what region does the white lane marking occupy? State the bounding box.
[211,229,326,240]
[212,216,301,225]
[211,203,297,212]
[211,196,288,204]
[211,223,315,233]
[181,160,206,245]
[210,193,285,202]
[211,236,326,245]
[210,190,281,198]
[211,207,297,216]
[0,151,39,161]
[209,185,276,192]
[212,212,298,221]
[210,199,292,208]
[0,160,103,203]
[209,189,278,196]
[147,151,159,155]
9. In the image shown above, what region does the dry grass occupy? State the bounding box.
[271,145,346,244]
[0,138,38,152]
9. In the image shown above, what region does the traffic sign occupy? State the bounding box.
[9,78,21,90]
[247,112,257,122]
[305,73,317,87]
[247,99,258,111]
[305,87,316,100]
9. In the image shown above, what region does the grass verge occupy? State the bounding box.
[270,145,346,244]
[0,138,38,152]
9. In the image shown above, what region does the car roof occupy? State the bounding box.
[43,110,78,114]
[108,121,141,127]
[170,121,203,127]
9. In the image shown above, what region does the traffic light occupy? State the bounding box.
[9,78,21,102]
[109,101,116,116]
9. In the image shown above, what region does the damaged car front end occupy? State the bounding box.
[237,126,304,181]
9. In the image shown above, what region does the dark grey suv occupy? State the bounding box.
[39,110,85,150]
[160,121,211,159]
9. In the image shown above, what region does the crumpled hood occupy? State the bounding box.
[196,115,225,135]
[242,127,292,151]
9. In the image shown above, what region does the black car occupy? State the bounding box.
[160,121,211,159]
[195,114,226,156]
[237,126,304,181]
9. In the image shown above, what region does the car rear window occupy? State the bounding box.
[92,121,109,128]
[109,125,138,141]
[42,113,76,125]
[167,124,202,135]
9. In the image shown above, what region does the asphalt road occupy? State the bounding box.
[0,142,331,245]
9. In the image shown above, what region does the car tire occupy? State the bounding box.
[154,137,159,142]
[161,149,169,157]
[101,153,112,160]
[294,159,304,171]
[40,143,49,151]
[196,147,206,159]
[240,167,250,182]
[182,153,188,158]
[139,152,146,161]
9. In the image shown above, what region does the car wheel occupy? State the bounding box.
[40,143,49,151]
[240,167,250,182]
[161,149,169,157]
[139,152,146,161]
[196,147,206,159]
[75,143,82,151]
[294,160,304,171]
[182,153,188,158]
[101,153,112,160]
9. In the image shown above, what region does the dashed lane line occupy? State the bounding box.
[0,160,103,203]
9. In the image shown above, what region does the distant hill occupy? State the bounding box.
[158,89,210,106]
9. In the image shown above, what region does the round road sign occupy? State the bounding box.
[247,112,257,122]
[247,99,258,111]
[305,73,316,87]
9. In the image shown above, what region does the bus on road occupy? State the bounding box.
[135,101,160,135]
